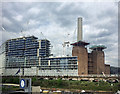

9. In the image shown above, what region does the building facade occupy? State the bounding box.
[88,45,110,75]
[0,36,78,76]
[71,41,110,75]
[71,41,89,75]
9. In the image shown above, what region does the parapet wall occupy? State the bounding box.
[3,68,78,76]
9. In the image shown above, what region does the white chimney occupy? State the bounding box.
[77,17,82,41]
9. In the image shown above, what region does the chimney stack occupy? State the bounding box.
[77,17,82,41]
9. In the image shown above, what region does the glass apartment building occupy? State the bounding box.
[0,36,78,76]
[5,36,50,68]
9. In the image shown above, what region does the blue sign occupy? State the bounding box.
[20,79,25,88]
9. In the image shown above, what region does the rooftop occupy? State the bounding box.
[90,45,107,50]
[7,36,38,41]
[71,41,90,46]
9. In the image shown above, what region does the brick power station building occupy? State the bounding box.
[71,17,110,75]
[0,17,110,76]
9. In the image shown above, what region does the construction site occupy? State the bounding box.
[0,17,111,77]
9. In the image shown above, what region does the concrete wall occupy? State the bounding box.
[4,68,22,76]
[38,70,78,76]
[4,67,78,76]
[72,46,88,75]
[24,67,37,76]
[0,43,7,75]
[32,86,41,92]
[0,52,6,75]
[4,68,36,76]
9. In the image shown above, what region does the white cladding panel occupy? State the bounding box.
[24,67,37,76]
[4,68,21,76]
[38,70,78,76]
[4,68,78,76]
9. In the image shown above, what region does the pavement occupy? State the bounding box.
[2,83,19,86]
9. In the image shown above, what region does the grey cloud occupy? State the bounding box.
[1,2,118,67]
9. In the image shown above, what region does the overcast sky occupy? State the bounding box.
[1,2,118,67]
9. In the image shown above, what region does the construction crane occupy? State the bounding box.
[1,26,18,42]
[71,28,77,43]
[20,20,30,37]
[62,41,70,56]
[40,32,46,39]
[1,26,6,31]
[62,28,77,56]
[62,33,70,56]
